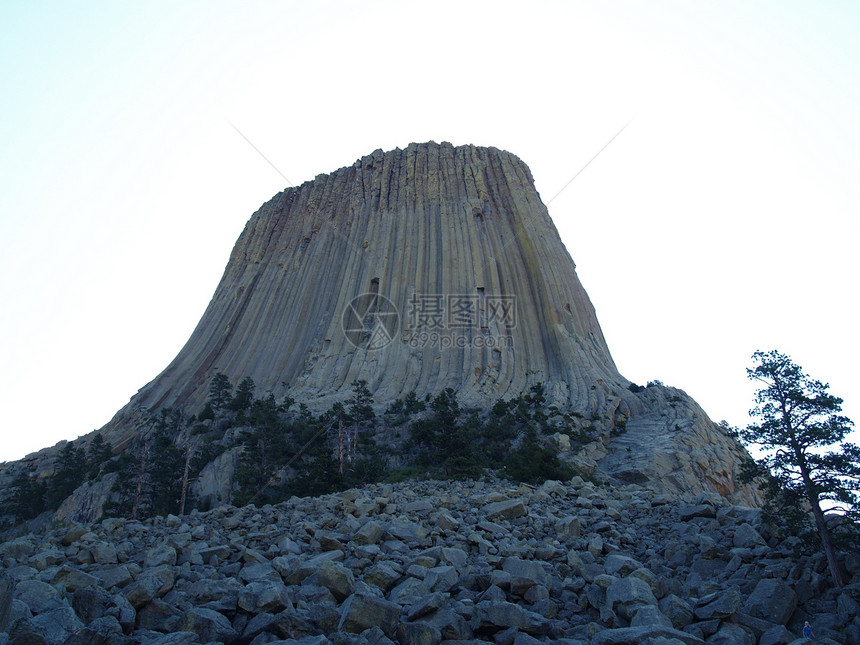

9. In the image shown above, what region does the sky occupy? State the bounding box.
[1,1,858,463]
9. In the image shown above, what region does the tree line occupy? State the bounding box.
[1,376,584,527]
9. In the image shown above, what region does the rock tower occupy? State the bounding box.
[134,142,620,415]
[8,142,755,504]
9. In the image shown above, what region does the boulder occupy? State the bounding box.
[694,586,742,620]
[237,580,293,613]
[315,561,356,601]
[605,576,658,621]
[470,600,551,635]
[734,523,767,549]
[180,607,239,644]
[338,593,401,636]
[744,578,797,625]
[483,499,527,521]
[591,625,705,645]
[13,580,62,615]
[30,606,85,644]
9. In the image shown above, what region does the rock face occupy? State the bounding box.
[0,142,759,508]
[1,477,857,645]
[128,141,622,417]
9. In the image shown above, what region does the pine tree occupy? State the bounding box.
[738,350,859,588]
[208,373,233,411]
[47,442,87,508]
[9,473,47,520]
[86,432,114,479]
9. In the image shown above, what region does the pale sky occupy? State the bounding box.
[1,1,858,463]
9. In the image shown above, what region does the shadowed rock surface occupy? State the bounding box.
[1,477,857,644]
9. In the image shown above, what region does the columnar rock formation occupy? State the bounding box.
[132,142,621,416]
[3,142,756,504]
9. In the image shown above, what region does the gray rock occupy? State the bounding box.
[7,617,48,645]
[89,541,119,565]
[51,565,100,592]
[405,592,449,620]
[759,624,798,645]
[733,523,766,549]
[395,622,442,645]
[238,580,293,613]
[30,606,84,644]
[71,586,111,624]
[502,558,549,595]
[13,580,62,615]
[679,503,716,521]
[629,604,673,628]
[106,592,135,633]
[353,521,384,546]
[591,624,705,644]
[603,554,643,577]
[338,593,401,636]
[92,565,133,590]
[604,576,658,620]
[180,607,239,644]
[470,600,551,635]
[693,586,742,620]
[556,516,581,537]
[424,566,458,593]
[388,577,430,605]
[315,560,355,601]
[62,616,126,645]
[731,610,779,636]
[414,607,473,641]
[139,631,199,645]
[744,578,797,625]
[385,520,431,545]
[240,561,281,582]
[708,621,755,645]
[483,499,527,521]
[362,563,401,592]
[241,612,279,641]
[123,574,163,609]
[187,577,243,611]
[137,599,183,632]
[144,545,177,568]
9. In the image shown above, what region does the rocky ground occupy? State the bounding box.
[1,476,858,645]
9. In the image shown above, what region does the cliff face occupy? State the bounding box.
[130,142,621,417]
[2,142,757,507]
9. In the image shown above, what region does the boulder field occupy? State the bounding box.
[2,476,857,645]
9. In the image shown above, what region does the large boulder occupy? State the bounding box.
[744,578,798,625]
[338,593,401,636]
[605,576,658,621]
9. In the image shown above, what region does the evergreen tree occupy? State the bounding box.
[208,373,233,411]
[148,428,185,516]
[86,432,114,480]
[284,413,343,498]
[104,408,186,519]
[9,473,47,520]
[738,350,859,588]
[503,425,573,484]
[229,377,256,414]
[47,442,87,508]
[233,394,290,505]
